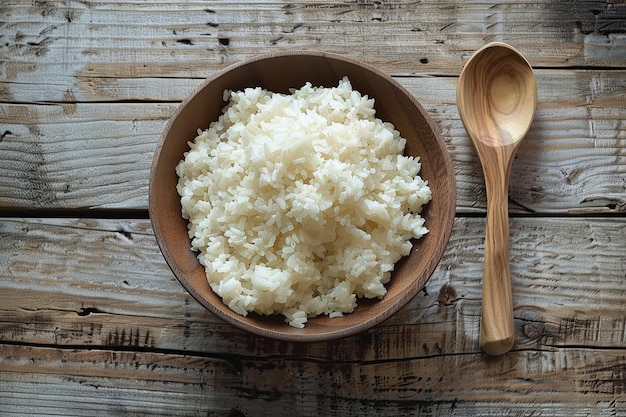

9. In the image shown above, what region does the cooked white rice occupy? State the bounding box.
[176,77,431,328]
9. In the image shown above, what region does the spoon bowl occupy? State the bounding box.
[458,43,536,149]
[457,42,537,355]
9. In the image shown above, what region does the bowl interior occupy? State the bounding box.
[149,52,456,341]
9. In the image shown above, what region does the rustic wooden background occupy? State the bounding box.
[1,1,625,416]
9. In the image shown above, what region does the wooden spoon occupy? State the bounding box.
[456,42,537,355]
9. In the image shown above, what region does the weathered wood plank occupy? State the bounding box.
[1,1,626,103]
[1,344,625,417]
[2,0,625,96]
[0,103,175,209]
[1,1,625,416]
[2,3,625,212]
[1,217,624,358]
[1,70,625,212]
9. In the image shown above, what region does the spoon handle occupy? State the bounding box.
[481,166,515,355]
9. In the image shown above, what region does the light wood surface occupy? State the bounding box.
[1,1,625,416]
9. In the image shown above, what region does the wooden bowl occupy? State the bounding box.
[149,51,456,342]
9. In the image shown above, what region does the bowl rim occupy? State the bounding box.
[149,50,456,342]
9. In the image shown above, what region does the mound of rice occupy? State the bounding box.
[176,77,431,328]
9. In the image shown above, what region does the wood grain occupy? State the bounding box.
[2,344,625,416]
[1,72,625,212]
[1,1,625,214]
[1,1,626,415]
[1,0,625,92]
[1,217,625,355]
[1,217,625,414]
[0,102,174,209]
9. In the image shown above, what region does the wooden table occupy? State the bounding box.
[1,1,625,416]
